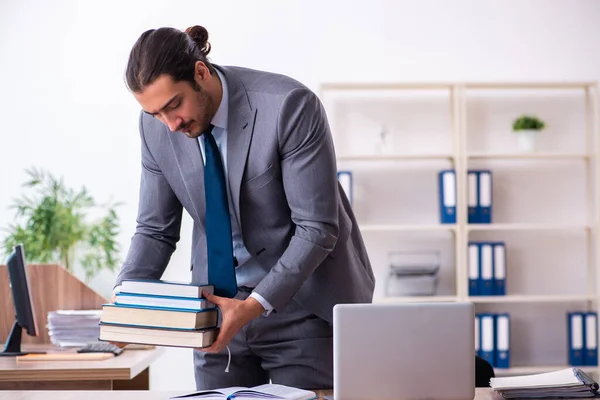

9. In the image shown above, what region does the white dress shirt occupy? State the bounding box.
[197,68,273,314]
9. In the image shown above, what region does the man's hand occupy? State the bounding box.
[199,290,265,353]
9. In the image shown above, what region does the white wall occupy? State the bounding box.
[1,0,600,389]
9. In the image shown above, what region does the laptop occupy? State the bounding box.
[333,302,475,400]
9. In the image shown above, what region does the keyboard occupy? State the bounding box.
[77,342,124,356]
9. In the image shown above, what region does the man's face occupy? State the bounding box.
[134,74,215,138]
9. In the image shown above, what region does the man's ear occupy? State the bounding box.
[194,61,210,84]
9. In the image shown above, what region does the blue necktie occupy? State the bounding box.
[203,124,237,298]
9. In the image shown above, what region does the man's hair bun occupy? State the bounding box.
[185,25,211,56]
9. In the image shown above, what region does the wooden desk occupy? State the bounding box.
[0,346,164,390]
[0,388,500,399]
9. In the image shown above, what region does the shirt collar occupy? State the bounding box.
[210,68,228,130]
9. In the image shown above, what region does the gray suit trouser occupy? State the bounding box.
[193,288,333,390]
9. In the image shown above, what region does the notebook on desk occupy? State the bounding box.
[333,302,475,400]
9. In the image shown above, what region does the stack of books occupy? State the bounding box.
[99,280,219,348]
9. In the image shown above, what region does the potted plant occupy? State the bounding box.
[1,168,121,283]
[512,114,546,152]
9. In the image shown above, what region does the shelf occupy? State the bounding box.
[321,82,454,91]
[464,82,596,90]
[337,153,591,161]
[322,80,600,377]
[376,296,459,303]
[321,82,597,91]
[360,224,456,232]
[493,366,598,376]
[376,295,597,304]
[468,152,591,160]
[338,154,454,162]
[468,223,591,231]
[469,295,597,304]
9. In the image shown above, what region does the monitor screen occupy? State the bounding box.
[6,244,38,336]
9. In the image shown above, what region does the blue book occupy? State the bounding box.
[585,312,598,366]
[99,322,219,349]
[478,243,494,296]
[495,313,510,368]
[468,170,479,223]
[101,303,218,330]
[337,170,353,206]
[115,292,216,311]
[468,242,480,296]
[467,170,493,223]
[475,314,482,358]
[438,169,456,224]
[480,313,495,366]
[477,170,492,223]
[568,312,585,366]
[493,242,506,296]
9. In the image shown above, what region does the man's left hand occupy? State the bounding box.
[199,290,265,353]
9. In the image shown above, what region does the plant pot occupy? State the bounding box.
[515,129,538,152]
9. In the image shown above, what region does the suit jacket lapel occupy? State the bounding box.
[219,66,256,229]
[169,132,206,230]
[168,66,255,233]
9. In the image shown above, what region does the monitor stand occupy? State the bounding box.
[0,320,46,356]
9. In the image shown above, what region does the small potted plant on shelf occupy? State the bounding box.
[512,114,546,152]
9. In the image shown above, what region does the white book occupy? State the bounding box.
[121,279,214,298]
[99,324,218,349]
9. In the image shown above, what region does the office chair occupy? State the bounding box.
[475,356,495,387]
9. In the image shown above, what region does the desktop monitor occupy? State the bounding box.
[0,244,45,356]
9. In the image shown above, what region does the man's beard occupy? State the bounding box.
[182,83,214,138]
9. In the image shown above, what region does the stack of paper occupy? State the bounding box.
[47,310,103,347]
[490,368,599,399]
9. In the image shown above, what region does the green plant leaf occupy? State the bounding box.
[512,115,546,131]
[1,168,122,281]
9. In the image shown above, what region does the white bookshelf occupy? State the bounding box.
[338,155,455,162]
[468,295,597,304]
[360,224,456,232]
[467,223,591,231]
[320,81,600,377]
[468,152,591,160]
[375,296,459,303]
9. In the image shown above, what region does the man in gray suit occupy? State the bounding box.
[114,25,375,390]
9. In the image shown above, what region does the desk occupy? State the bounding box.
[0,346,164,390]
[0,388,500,400]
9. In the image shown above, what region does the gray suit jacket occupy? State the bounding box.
[115,65,375,323]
